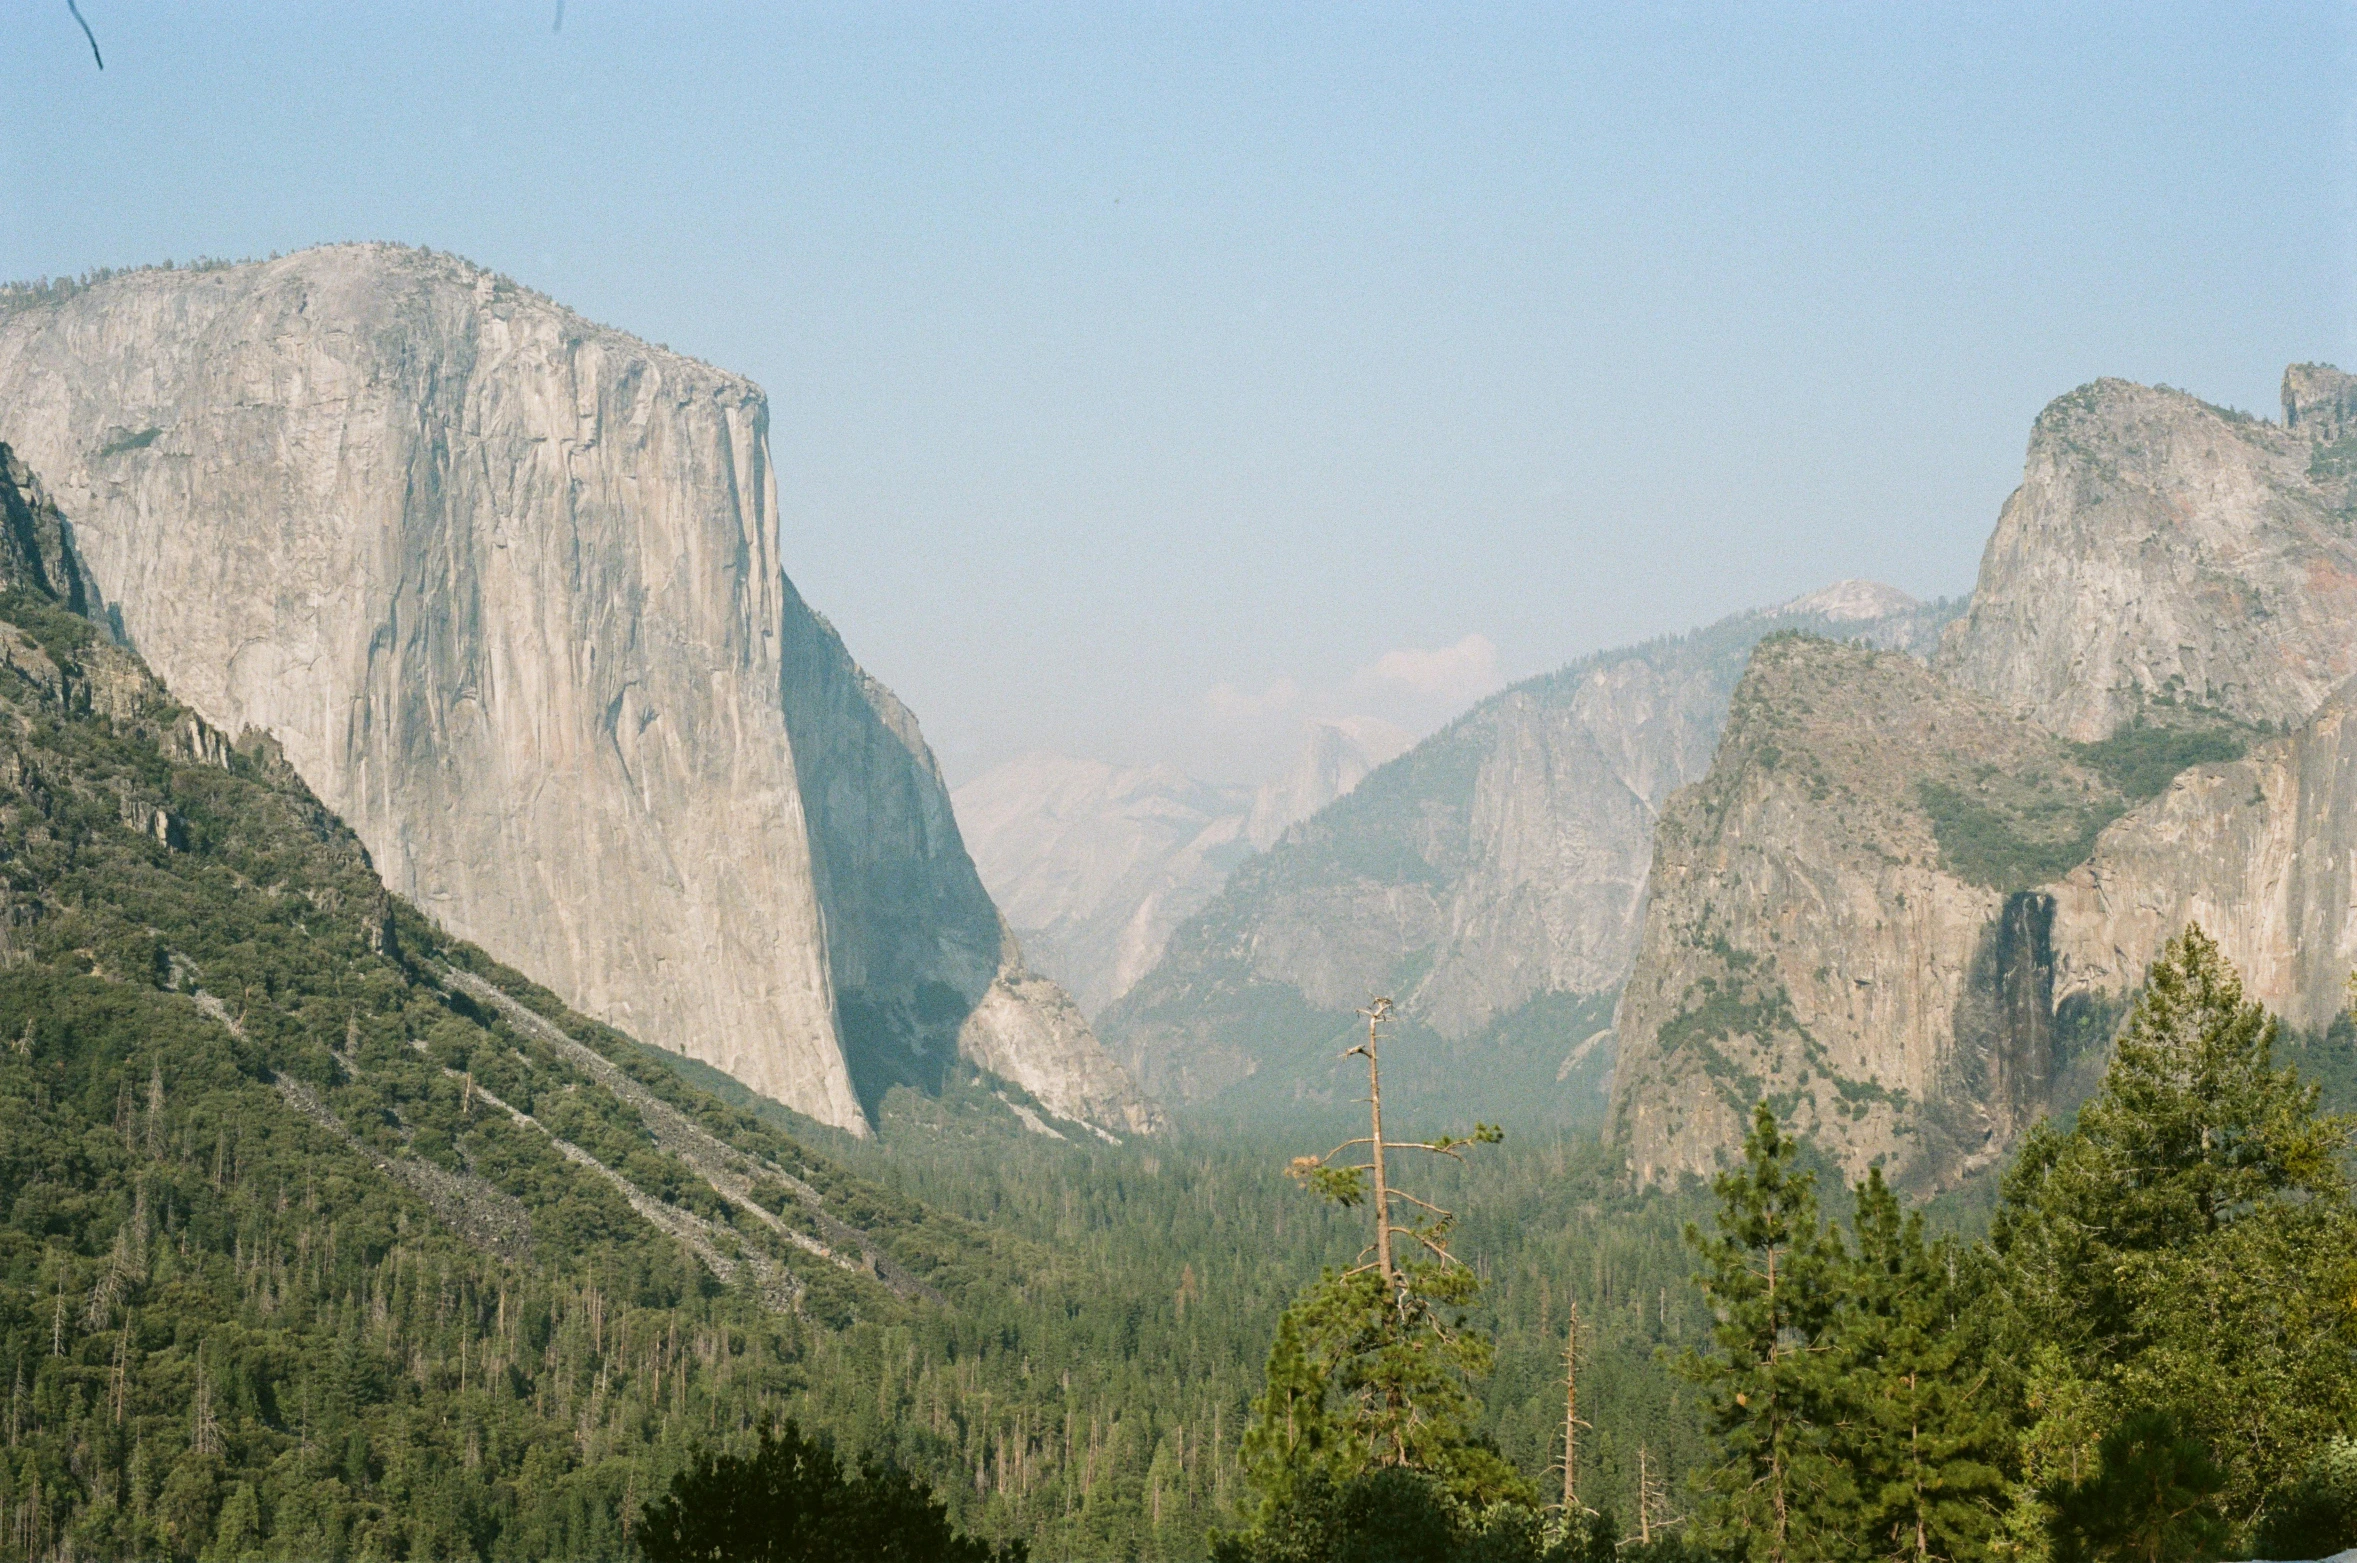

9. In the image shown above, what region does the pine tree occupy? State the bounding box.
[1838,1169,2008,1562]
[1677,1103,1853,1563]
[2045,1410,2227,1563]
[1238,1310,1337,1515]
[1986,925,2357,1535]
[1220,997,1528,1561]
[638,1419,1022,1563]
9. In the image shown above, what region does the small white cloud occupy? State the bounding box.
[1352,633,1501,703]
[1203,676,1302,724]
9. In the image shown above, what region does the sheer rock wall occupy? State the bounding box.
[0,246,1153,1137]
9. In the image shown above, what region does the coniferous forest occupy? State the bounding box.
[0,354,2350,1561]
[0,482,2353,1560]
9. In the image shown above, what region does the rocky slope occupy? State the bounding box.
[953,720,1405,1016]
[0,247,1152,1138]
[2048,684,2357,1039]
[1937,367,2357,739]
[1605,635,2128,1190]
[1102,586,1957,1123]
[1612,365,2357,1188]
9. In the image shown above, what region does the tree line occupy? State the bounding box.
[1215,928,2357,1563]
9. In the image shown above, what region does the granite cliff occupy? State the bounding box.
[2047,684,2357,1040]
[1605,635,2128,1189]
[1102,586,1956,1123]
[1937,368,2357,738]
[0,246,1154,1138]
[1611,365,2357,1187]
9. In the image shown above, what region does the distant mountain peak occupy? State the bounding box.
[1773,579,1919,622]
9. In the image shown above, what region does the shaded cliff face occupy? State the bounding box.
[1104,589,1957,1124]
[776,589,1162,1133]
[1607,635,2124,1190]
[1937,369,2357,740]
[0,246,1151,1138]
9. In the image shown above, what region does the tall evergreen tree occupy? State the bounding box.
[1838,1170,2008,1562]
[1985,925,2357,1539]
[1220,997,1531,1562]
[1677,1104,1853,1563]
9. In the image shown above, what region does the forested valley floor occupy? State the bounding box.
[0,440,2352,1560]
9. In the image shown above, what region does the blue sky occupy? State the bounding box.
[7,2,2352,782]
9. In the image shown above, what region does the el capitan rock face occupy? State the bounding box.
[0,245,1154,1138]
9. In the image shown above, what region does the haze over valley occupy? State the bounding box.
[4,9,2353,1562]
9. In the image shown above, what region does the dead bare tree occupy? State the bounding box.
[1559,1300,1590,1514]
[1286,996,1502,1304]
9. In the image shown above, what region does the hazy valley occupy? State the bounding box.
[1,247,2352,1563]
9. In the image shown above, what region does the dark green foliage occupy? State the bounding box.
[1676,1105,1851,1563]
[1984,926,2357,1551]
[2046,1411,2227,1563]
[1839,1173,2008,1561]
[2067,721,2249,802]
[91,429,161,460]
[2254,1438,2357,1561]
[638,1419,1018,1563]
[1914,780,2120,893]
[1210,1466,1642,1563]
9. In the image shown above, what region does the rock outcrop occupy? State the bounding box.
[1937,371,2357,740]
[0,246,1154,1137]
[2048,684,2357,1038]
[1606,635,2124,1190]
[1103,588,1956,1122]
[1612,365,2357,1188]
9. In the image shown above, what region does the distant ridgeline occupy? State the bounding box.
[1103,585,1959,1133]
[1610,365,2357,1192]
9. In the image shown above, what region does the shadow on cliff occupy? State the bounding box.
[838,983,974,1124]
[774,577,1027,1130]
[1926,891,2121,1193]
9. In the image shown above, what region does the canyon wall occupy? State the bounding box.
[1105,586,1956,1122]
[0,246,1153,1137]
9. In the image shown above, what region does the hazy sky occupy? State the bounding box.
[8,3,2353,783]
